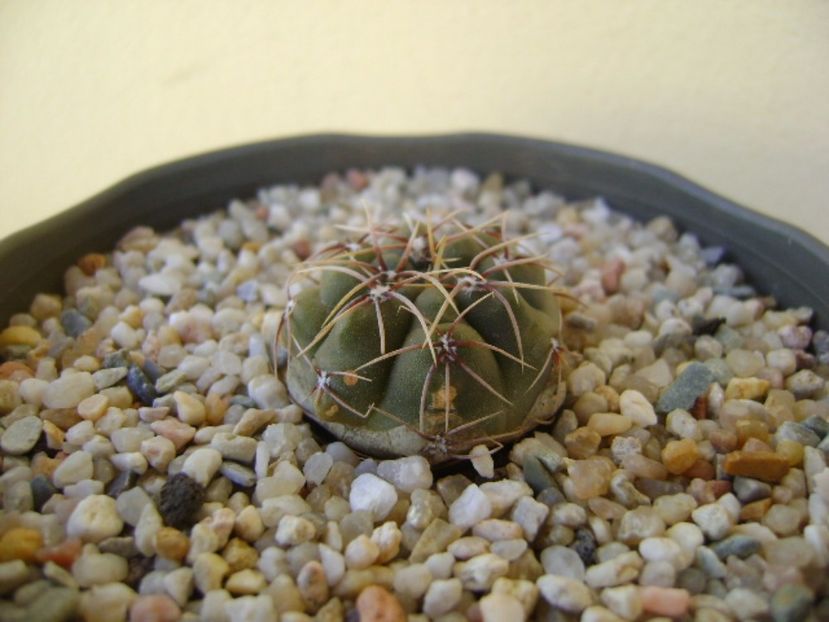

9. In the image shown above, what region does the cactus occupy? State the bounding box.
[279,213,566,463]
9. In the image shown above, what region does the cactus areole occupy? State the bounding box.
[279,215,566,464]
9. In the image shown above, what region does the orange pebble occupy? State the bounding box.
[155,527,190,562]
[707,480,732,499]
[0,528,43,562]
[36,538,82,568]
[736,420,770,447]
[356,585,407,622]
[684,458,716,480]
[640,586,690,618]
[77,253,107,276]
[662,439,700,475]
[723,450,790,483]
[0,361,34,380]
[740,498,773,522]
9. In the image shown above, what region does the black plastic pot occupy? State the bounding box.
[2,133,828,330]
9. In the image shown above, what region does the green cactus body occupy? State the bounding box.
[281,216,565,463]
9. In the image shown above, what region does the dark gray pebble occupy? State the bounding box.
[522,454,557,494]
[103,350,131,369]
[712,285,757,299]
[106,469,138,498]
[812,330,829,365]
[711,534,761,560]
[732,477,771,503]
[126,556,154,589]
[127,365,157,405]
[702,358,733,387]
[775,421,820,447]
[59,309,91,338]
[536,486,567,508]
[570,527,597,566]
[656,362,716,414]
[635,477,685,499]
[99,536,139,558]
[30,475,57,512]
[802,415,829,440]
[141,359,165,383]
[770,583,814,622]
[676,567,707,594]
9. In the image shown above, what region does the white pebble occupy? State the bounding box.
[224,595,275,622]
[303,452,334,486]
[344,534,379,569]
[141,435,176,471]
[665,409,700,440]
[691,504,733,540]
[619,390,657,427]
[67,495,124,543]
[139,273,183,296]
[511,496,549,542]
[537,574,594,613]
[540,545,586,580]
[275,515,316,547]
[116,486,153,526]
[182,447,223,486]
[164,567,195,606]
[376,455,433,492]
[135,505,163,557]
[638,537,685,570]
[469,444,495,478]
[318,544,346,587]
[247,375,289,409]
[255,461,305,501]
[110,452,148,474]
[600,584,642,620]
[43,372,95,409]
[349,473,398,521]
[72,551,128,587]
[422,578,463,618]
[449,484,493,530]
[110,321,140,349]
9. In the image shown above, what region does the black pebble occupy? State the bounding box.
[692,315,725,336]
[141,359,165,383]
[30,475,57,512]
[127,365,157,405]
[159,473,205,529]
[570,527,597,566]
[125,555,154,589]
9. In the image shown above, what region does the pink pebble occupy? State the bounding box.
[640,586,690,618]
[150,418,196,450]
[601,258,625,294]
[129,594,181,622]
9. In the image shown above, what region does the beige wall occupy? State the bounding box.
[1,1,828,243]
